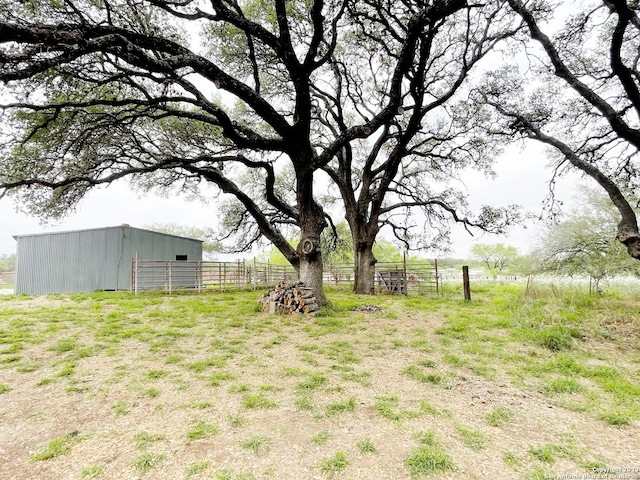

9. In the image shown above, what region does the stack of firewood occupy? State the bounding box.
[259,281,319,315]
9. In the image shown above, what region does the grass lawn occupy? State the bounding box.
[0,283,638,479]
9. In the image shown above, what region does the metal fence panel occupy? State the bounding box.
[131,258,439,296]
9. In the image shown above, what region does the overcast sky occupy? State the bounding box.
[0,142,582,258]
[454,143,582,258]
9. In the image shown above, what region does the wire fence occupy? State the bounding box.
[324,261,440,296]
[130,257,440,296]
[0,271,14,285]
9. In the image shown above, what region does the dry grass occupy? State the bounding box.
[0,285,639,479]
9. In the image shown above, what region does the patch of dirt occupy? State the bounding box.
[350,304,384,313]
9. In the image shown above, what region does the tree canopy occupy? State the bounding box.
[0,0,525,300]
[317,0,522,292]
[0,253,15,272]
[533,187,640,291]
[467,0,640,262]
[6,1,640,300]
[145,223,221,259]
[470,242,519,278]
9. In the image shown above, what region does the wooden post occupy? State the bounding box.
[434,258,439,297]
[252,257,257,290]
[462,265,471,302]
[223,262,227,291]
[403,251,408,295]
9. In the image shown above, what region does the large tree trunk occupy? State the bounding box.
[298,242,328,306]
[295,163,331,307]
[297,224,331,306]
[353,241,377,294]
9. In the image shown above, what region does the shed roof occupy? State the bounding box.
[13,224,204,243]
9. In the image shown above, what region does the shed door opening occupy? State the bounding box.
[176,255,188,261]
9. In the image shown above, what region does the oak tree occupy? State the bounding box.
[534,187,640,292]
[0,0,519,300]
[470,242,519,278]
[470,0,640,263]
[320,0,522,293]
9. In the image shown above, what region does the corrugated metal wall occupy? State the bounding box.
[15,226,202,295]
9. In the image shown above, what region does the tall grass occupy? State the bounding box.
[434,281,640,423]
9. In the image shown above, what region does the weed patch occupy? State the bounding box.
[536,324,583,352]
[186,420,220,440]
[239,435,270,454]
[486,406,515,427]
[405,430,455,477]
[528,437,580,463]
[454,423,489,451]
[600,410,633,426]
[134,452,165,475]
[228,413,247,427]
[187,356,229,373]
[356,438,377,454]
[311,430,331,445]
[111,400,131,416]
[542,377,584,395]
[135,432,166,450]
[318,451,349,475]
[185,461,210,477]
[80,465,105,479]
[210,371,236,386]
[374,394,423,422]
[503,451,523,467]
[242,393,278,409]
[402,363,443,385]
[31,432,83,461]
[49,337,80,354]
[296,372,327,390]
[325,397,356,416]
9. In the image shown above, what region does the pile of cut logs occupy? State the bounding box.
[259,281,319,315]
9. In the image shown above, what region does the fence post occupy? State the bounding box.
[434,259,439,297]
[252,257,257,290]
[168,261,172,294]
[462,265,471,302]
[403,251,407,295]
[134,253,139,296]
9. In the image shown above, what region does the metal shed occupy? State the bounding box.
[14,225,203,295]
